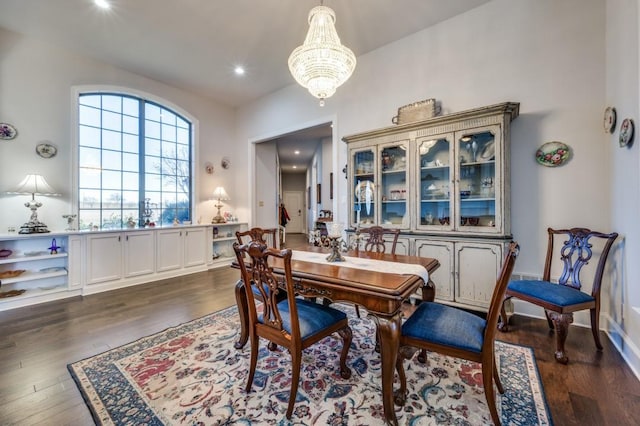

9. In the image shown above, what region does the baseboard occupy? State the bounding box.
[512,300,640,382]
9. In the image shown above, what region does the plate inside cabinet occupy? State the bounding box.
[0,269,25,279]
[604,107,617,133]
[36,143,58,158]
[619,118,634,147]
[535,141,571,167]
[479,140,495,160]
[0,249,12,258]
[0,123,17,140]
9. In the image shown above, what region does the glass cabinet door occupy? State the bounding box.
[456,129,498,231]
[379,142,409,228]
[417,136,453,230]
[351,148,376,226]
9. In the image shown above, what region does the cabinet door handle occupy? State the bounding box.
[118,236,121,242]
[126,235,129,241]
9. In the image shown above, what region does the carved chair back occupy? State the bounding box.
[236,227,278,249]
[361,226,400,254]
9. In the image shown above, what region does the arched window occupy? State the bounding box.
[77,92,192,229]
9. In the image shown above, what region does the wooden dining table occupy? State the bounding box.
[232,246,440,425]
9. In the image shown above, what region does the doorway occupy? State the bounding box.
[282,191,304,233]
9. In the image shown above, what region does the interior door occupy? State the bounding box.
[283,191,304,233]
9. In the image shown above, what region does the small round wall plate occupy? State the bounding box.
[603,107,617,133]
[535,141,571,167]
[36,143,58,158]
[221,157,231,169]
[0,123,17,140]
[619,118,634,147]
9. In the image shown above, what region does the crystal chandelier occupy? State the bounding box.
[288,4,356,106]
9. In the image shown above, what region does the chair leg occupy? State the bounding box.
[481,362,501,426]
[245,335,259,392]
[544,309,554,331]
[337,326,353,379]
[547,310,573,364]
[590,307,603,350]
[287,350,302,419]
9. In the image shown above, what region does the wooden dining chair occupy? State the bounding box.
[233,241,352,419]
[359,226,400,254]
[395,242,519,426]
[236,227,278,248]
[499,227,618,364]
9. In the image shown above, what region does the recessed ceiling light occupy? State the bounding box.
[293,165,297,169]
[294,150,300,155]
[94,0,110,9]
[234,66,245,76]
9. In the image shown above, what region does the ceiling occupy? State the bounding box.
[0,0,490,170]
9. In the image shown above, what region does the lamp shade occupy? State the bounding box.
[213,186,229,201]
[288,5,356,104]
[8,174,60,196]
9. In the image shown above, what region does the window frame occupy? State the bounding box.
[72,86,199,230]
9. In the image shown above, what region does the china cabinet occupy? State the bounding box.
[343,102,519,311]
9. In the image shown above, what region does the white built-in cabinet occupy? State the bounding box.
[343,102,519,311]
[0,225,223,311]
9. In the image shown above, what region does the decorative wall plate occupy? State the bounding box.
[535,141,571,167]
[36,143,58,158]
[619,118,634,147]
[204,161,214,174]
[603,107,617,133]
[221,157,231,169]
[0,123,17,140]
[479,140,495,160]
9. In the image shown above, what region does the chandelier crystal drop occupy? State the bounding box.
[288,5,356,106]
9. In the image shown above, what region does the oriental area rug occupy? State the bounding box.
[68,305,552,425]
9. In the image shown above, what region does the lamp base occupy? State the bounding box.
[211,215,226,224]
[18,221,50,234]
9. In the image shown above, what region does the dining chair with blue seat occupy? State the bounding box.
[233,241,352,420]
[394,241,519,426]
[499,227,618,364]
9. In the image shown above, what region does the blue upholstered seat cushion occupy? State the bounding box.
[508,280,594,307]
[402,302,486,353]
[259,298,347,340]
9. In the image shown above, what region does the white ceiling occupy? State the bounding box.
[0,0,490,170]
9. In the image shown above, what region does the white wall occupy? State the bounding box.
[0,28,236,230]
[236,0,640,372]
[606,0,640,376]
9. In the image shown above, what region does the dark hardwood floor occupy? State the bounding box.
[0,233,639,425]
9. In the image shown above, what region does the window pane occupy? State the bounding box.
[162,141,176,157]
[145,173,161,191]
[145,120,160,139]
[146,104,161,122]
[123,134,139,153]
[102,110,122,132]
[122,191,138,208]
[102,95,122,113]
[123,115,139,135]
[79,167,101,189]
[145,156,161,174]
[176,160,189,175]
[122,172,139,191]
[102,129,121,151]
[79,147,101,169]
[102,170,122,190]
[79,105,101,127]
[161,124,176,142]
[177,127,189,145]
[162,175,177,192]
[177,117,189,129]
[163,192,177,207]
[161,109,176,125]
[145,138,160,156]
[162,158,177,176]
[79,189,101,208]
[122,153,139,172]
[123,97,139,117]
[79,125,101,148]
[102,150,122,171]
[102,210,122,229]
[80,95,100,108]
[79,210,101,230]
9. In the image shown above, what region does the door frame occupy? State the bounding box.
[248,115,338,229]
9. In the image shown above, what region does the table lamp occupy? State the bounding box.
[7,174,61,234]
[211,186,229,223]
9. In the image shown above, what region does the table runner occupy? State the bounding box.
[291,250,429,284]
